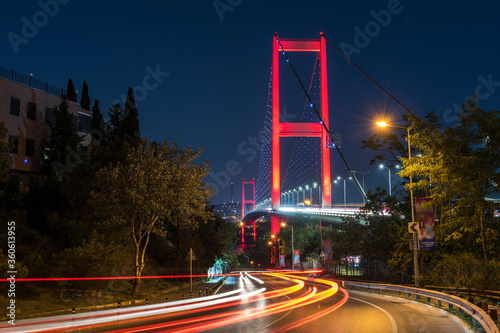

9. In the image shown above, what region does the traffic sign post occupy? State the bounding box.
[408,222,419,233]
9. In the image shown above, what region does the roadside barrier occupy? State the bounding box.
[342,280,499,333]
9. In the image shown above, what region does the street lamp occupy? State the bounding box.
[313,182,320,205]
[281,222,294,270]
[377,120,419,287]
[379,164,400,196]
[334,176,352,208]
[298,187,303,203]
[352,170,370,204]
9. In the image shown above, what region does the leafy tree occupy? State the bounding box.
[278,219,321,264]
[66,78,77,102]
[91,138,213,294]
[52,232,127,289]
[80,81,91,110]
[399,101,500,263]
[362,123,407,166]
[196,214,238,268]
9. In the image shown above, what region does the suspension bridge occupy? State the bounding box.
[239,33,374,245]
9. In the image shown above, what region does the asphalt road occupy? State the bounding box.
[203,273,467,333]
[0,272,468,332]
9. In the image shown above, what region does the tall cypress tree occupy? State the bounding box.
[90,99,104,142]
[121,87,140,145]
[80,81,91,110]
[107,104,124,144]
[66,78,77,102]
[46,98,82,165]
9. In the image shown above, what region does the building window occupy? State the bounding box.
[78,114,91,133]
[25,139,35,157]
[9,135,18,154]
[27,102,37,120]
[10,97,20,116]
[45,107,55,125]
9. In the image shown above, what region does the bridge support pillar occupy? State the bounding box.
[271,33,332,214]
[271,216,280,237]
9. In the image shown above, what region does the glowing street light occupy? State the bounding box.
[334,176,352,207]
[377,120,419,287]
[379,164,400,196]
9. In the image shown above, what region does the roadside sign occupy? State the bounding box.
[408,222,419,233]
[319,252,326,258]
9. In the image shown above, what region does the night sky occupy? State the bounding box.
[2,1,500,204]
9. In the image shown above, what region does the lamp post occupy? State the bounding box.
[334,176,351,208]
[377,121,419,287]
[379,164,400,196]
[281,222,294,270]
[313,182,321,206]
[299,187,303,203]
[352,170,370,204]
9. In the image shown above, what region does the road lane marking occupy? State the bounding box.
[350,297,398,333]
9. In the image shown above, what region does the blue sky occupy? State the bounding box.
[2,0,500,204]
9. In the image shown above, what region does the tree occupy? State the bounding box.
[196,214,238,268]
[91,138,214,294]
[80,81,91,110]
[90,99,104,143]
[66,78,77,102]
[121,87,140,146]
[399,101,500,263]
[45,98,83,178]
[362,123,407,166]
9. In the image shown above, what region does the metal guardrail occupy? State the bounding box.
[424,286,500,304]
[0,66,66,97]
[342,281,499,333]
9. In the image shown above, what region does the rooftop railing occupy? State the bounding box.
[0,66,66,98]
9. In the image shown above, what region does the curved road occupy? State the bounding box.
[0,272,467,332]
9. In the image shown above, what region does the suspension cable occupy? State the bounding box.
[321,34,414,116]
[274,33,332,134]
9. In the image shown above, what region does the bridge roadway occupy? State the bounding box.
[242,205,378,224]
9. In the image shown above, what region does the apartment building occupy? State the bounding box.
[0,67,91,183]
